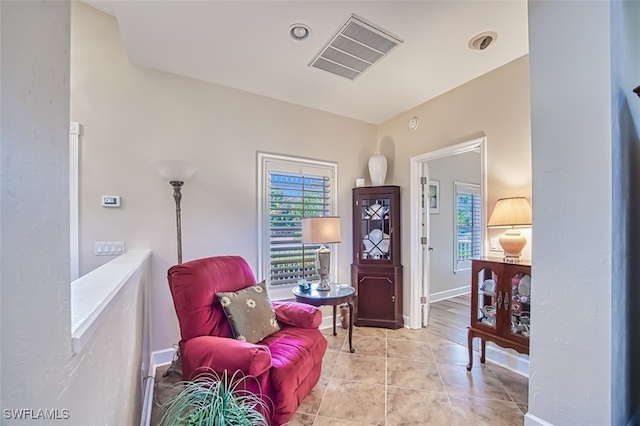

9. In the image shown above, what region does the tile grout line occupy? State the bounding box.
[384,329,388,426]
[429,335,460,426]
[311,330,347,425]
[486,364,519,405]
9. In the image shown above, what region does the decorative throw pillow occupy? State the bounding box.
[216,281,280,344]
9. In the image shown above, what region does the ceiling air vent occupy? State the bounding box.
[309,14,403,81]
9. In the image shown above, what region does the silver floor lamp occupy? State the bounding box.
[152,160,198,264]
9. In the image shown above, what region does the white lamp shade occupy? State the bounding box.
[151,160,198,182]
[302,216,341,244]
[487,197,532,227]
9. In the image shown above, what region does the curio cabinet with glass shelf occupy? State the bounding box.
[467,257,531,370]
[351,185,403,329]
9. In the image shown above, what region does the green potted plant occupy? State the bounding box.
[159,369,270,426]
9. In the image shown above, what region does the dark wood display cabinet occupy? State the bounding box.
[351,185,403,329]
[467,257,531,370]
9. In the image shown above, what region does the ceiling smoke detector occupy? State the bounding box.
[468,31,498,51]
[308,14,404,81]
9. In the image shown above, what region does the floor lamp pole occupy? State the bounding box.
[171,181,184,264]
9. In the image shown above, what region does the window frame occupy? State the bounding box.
[453,181,482,273]
[257,152,338,300]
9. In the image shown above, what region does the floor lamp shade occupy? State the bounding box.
[151,160,198,183]
[487,197,532,259]
[302,216,341,291]
[152,160,198,264]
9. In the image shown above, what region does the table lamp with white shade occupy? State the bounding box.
[487,197,532,261]
[302,216,341,291]
[152,160,198,264]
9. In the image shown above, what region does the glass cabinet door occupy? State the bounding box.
[359,197,392,261]
[508,273,531,339]
[476,267,499,330]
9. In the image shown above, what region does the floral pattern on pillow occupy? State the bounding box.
[216,280,280,344]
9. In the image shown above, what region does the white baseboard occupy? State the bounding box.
[319,314,336,330]
[429,286,471,303]
[321,314,413,330]
[140,348,179,426]
[524,413,555,426]
[485,343,529,377]
[153,347,178,367]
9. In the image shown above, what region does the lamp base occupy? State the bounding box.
[317,281,332,292]
[499,229,527,259]
[315,246,332,291]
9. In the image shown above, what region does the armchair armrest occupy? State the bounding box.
[272,301,322,329]
[182,335,272,378]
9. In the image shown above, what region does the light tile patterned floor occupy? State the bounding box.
[152,325,528,426]
[287,326,527,426]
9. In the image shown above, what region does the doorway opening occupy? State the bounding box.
[408,137,487,329]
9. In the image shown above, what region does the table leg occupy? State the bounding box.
[466,329,473,371]
[480,339,486,364]
[332,305,337,336]
[348,302,355,353]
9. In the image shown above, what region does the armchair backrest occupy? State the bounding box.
[168,256,257,341]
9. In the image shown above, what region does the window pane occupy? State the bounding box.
[269,172,330,286]
[455,183,481,270]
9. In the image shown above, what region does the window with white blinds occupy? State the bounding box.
[454,182,481,272]
[258,154,337,299]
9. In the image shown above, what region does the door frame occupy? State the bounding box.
[408,136,488,329]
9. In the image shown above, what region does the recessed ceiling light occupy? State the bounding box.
[289,24,311,41]
[468,31,498,51]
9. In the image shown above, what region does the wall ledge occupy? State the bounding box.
[71,250,151,354]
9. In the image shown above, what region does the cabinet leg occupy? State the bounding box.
[466,330,473,371]
[480,339,486,364]
[332,305,337,336]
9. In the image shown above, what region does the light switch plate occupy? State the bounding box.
[95,241,125,256]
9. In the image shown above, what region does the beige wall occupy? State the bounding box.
[428,151,481,295]
[376,56,532,315]
[70,3,376,351]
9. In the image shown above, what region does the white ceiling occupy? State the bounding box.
[84,1,529,124]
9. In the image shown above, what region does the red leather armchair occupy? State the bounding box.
[167,256,327,425]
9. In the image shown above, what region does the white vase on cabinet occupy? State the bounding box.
[368,152,387,186]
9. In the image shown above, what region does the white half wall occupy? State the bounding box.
[528,1,612,424]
